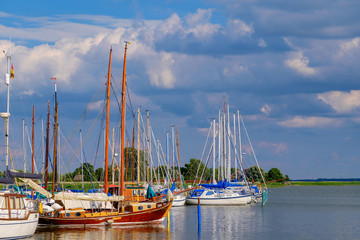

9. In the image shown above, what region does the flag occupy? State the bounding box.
[10,64,14,79]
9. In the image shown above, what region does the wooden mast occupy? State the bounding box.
[176,125,183,189]
[44,101,50,190]
[104,47,112,194]
[120,42,129,196]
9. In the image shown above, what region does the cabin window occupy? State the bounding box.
[206,191,214,196]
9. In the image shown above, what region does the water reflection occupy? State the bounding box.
[33,224,169,240]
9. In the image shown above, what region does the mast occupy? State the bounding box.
[146,110,150,183]
[137,107,140,184]
[1,52,12,174]
[171,124,175,181]
[176,125,183,189]
[52,79,58,197]
[120,42,129,196]
[80,129,84,191]
[233,113,237,180]
[23,119,27,172]
[44,101,50,190]
[104,47,112,194]
[227,104,231,181]
[31,106,35,199]
[111,127,115,185]
[212,118,216,184]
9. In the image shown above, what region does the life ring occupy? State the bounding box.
[259,190,262,194]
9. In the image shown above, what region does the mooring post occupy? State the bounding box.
[198,197,201,234]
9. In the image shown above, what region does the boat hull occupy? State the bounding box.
[186,195,251,205]
[39,201,172,226]
[110,201,172,225]
[0,212,39,240]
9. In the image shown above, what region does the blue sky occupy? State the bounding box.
[1,0,360,179]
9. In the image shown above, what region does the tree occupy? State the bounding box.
[73,163,96,181]
[266,168,284,182]
[95,168,104,181]
[181,158,210,181]
[245,166,266,183]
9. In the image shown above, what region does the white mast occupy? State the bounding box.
[227,105,231,181]
[237,110,243,180]
[233,113,237,180]
[171,124,175,181]
[1,52,12,171]
[212,118,216,184]
[217,110,221,181]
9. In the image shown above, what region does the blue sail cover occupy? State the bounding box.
[200,180,232,189]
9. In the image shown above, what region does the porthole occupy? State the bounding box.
[147,205,151,209]
[66,213,71,217]
[138,206,143,210]
[75,212,81,217]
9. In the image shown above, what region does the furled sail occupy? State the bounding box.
[19,178,124,201]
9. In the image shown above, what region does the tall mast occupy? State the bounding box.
[52,79,58,197]
[137,107,140,184]
[171,124,175,181]
[120,42,129,196]
[104,47,112,194]
[23,119,27,172]
[80,129,84,191]
[44,101,50,190]
[31,106,35,199]
[212,118,216,184]
[146,110,150,183]
[1,52,12,172]
[176,125,183,189]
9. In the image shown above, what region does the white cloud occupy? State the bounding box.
[338,37,360,57]
[317,90,360,113]
[185,9,221,39]
[278,116,342,128]
[226,19,254,39]
[260,104,271,115]
[87,100,103,111]
[285,51,317,76]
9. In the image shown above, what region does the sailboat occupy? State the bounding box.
[0,50,40,239]
[36,43,172,226]
[186,102,253,205]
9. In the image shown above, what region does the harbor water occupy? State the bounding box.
[30,185,360,239]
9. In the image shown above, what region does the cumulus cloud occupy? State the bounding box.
[317,90,360,113]
[278,116,342,128]
[284,51,317,76]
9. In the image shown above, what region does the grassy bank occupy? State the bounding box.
[290,181,360,186]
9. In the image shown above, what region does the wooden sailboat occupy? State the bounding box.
[37,43,172,226]
[0,51,40,239]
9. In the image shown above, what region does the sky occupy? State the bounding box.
[0,0,359,179]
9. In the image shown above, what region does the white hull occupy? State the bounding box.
[186,188,252,205]
[0,212,39,239]
[186,195,251,205]
[172,196,186,207]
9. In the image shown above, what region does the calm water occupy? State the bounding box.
[28,186,360,239]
